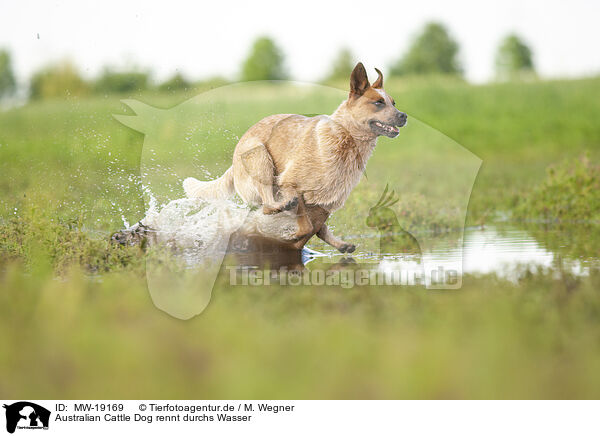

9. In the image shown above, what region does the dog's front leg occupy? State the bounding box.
[293,194,313,239]
[316,224,355,253]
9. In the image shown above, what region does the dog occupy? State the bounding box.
[183,62,407,252]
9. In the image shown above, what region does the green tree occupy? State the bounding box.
[30,61,89,100]
[0,49,17,99]
[94,68,150,94]
[325,47,354,82]
[194,76,229,90]
[495,34,535,79]
[391,22,462,76]
[241,36,287,81]
[158,72,190,92]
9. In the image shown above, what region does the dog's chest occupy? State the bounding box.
[304,135,373,211]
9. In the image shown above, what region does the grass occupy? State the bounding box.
[1,75,600,398]
[2,76,600,229]
[1,260,599,399]
[0,211,144,274]
[515,154,600,223]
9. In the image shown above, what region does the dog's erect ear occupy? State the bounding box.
[372,68,384,89]
[349,62,370,99]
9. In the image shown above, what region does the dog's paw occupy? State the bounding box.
[282,197,299,211]
[338,243,356,254]
[262,197,299,215]
[262,205,280,215]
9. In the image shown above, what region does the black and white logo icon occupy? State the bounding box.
[3,402,50,433]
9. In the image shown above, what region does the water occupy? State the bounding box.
[370,225,597,283]
[117,199,600,318]
[131,198,599,283]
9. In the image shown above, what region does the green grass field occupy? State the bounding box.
[1,76,600,398]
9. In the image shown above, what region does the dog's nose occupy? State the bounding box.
[397,112,407,126]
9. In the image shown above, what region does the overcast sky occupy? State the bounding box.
[1,0,599,84]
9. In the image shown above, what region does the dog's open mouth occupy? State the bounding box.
[369,120,402,138]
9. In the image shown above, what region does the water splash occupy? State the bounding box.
[141,197,249,263]
[127,193,310,319]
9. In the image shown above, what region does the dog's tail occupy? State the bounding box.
[183,166,235,200]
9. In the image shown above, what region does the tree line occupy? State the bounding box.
[0,22,535,101]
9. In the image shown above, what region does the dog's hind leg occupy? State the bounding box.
[239,141,298,215]
[316,224,356,253]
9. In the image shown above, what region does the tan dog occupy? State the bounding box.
[184,63,407,252]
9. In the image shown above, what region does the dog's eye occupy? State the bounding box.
[374,100,385,106]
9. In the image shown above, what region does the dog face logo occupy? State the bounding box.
[3,402,50,434]
[114,77,481,319]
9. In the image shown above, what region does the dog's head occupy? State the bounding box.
[346,62,407,138]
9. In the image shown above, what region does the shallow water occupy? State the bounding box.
[132,198,599,288]
[313,224,599,283]
[121,199,600,317]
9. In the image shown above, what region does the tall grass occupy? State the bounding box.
[1,261,599,398]
[2,76,599,227]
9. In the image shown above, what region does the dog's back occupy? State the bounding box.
[183,63,405,252]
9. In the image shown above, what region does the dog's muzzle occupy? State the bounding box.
[370,112,407,138]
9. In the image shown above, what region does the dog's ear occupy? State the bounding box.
[372,68,384,89]
[349,62,370,99]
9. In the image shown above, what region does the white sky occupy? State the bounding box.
[1,0,599,84]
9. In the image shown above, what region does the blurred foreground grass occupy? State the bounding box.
[1,261,599,399]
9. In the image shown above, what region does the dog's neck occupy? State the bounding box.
[330,100,378,147]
